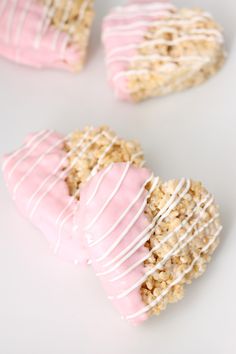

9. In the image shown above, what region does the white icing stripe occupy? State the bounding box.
[109,194,211,281]
[89,174,155,247]
[34,0,52,49]
[86,149,144,207]
[0,0,8,17]
[172,213,219,257]
[113,57,207,84]
[113,3,176,13]
[59,132,116,246]
[97,229,151,275]
[85,163,131,232]
[8,130,52,180]
[108,34,223,60]
[144,197,215,275]
[12,133,72,198]
[86,164,115,206]
[140,160,146,168]
[154,179,191,226]
[28,127,96,219]
[56,130,121,254]
[90,136,118,177]
[130,151,144,162]
[51,0,73,50]
[78,0,91,22]
[59,32,71,58]
[106,10,173,22]
[98,179,190,276]
[108,53,208,66]
[54,129,111,227]
[14,0,33,44]
[5,0,19,43]
[113,69,149,83]
[95,176,159,262]
[59,0,91,58]
[113,69,147,84]
[125,226,222,321]
[40,2,54,38]
[103,26,176,40]
[2,130,46,172]
[54,210,74,254]
[103,26,221,40]
[56,131,114,253]
[110,195,214,300]
[101,178,188,269]
[160,60,208,95]
[103,14,213,35]
[54,131,116,236]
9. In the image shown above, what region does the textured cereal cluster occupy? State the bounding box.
[64,126,145,196]
[128,8,225,102]
[41,0,94,70]
[141,179,221,317]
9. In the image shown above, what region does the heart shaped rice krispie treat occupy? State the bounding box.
[2,127,144,264]
[102,0,225,102]
[78,163,222,324]
[0,0,94,71]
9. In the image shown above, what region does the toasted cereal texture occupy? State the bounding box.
[65,126,145,196]
[40,0,94,71]
[141,178,221,317]
[125,8,225,101]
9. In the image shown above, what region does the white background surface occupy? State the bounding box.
[0,1,235,353]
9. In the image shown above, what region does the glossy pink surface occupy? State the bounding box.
[2,130,88,264]
[102,0,171,101]
[78,163,152,325]
[0,0,82,70]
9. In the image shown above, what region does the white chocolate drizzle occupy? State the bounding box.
[82,163,221,321]
[109,195,215,300]
[2,130,47,173]
[5,0,19,43]
[88,174,155,246]
[103,2,224,99]
[124,225,222,321]
[103,13,214,38]
[101,178,189,268]
[108,194,211,281]
[85,163,131,231]
[31,0,90,52]
[14,0,33,44]
[7,130,52,181]
[12,133,72,198]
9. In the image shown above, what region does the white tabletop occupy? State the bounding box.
[0,1,235,353]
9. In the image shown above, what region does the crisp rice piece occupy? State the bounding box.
[2,127,144,265]
[102,0,226,102]
[0,0,94,71]
[78,162,222,324]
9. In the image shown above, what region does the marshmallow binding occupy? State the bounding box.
[78,163,222,325]
[2,127,145,265]
[0,0,94,71]
[102,0,226,102]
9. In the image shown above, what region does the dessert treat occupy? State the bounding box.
[2,127,144,264]
[0,0,94,71]
[102,0,225,102]
[78,163,222,324]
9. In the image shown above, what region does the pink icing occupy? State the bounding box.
[2,130,88,264]
[102,0,171,101]
[0,0,84,71]
[78,163,153,325]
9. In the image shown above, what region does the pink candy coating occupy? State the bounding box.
[78,163,153,324]
[0,0,83,70]
[2,130,88,265]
